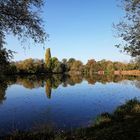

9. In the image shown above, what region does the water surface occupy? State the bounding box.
[0,74,140,135]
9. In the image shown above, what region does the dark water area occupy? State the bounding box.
[0,74,140,135]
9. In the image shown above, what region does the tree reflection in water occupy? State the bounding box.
[0,74,140,103]
[0,75,16,104]
[45,79,52,99]
[0,82,7,104]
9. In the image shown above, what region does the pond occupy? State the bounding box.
[0,74,140,135]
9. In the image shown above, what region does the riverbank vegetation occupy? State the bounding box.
[1,98,140,140]
[1,48,140,76]
[0,0,140,140]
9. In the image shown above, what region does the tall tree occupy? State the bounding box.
[115,0,140,57]
[45,48,51,70]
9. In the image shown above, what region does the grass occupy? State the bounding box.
[1,98,140,140]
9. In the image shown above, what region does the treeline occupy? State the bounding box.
[84,59,140,75]
[3,48,140,75]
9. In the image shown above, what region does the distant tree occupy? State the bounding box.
[15,58,45,74]
[45,48,51,71]
[70,60,83,72]
[105,61,114,74]
[62,58,69,72]
[113,62,127,71]
[51,57,59,72]
[125,59,136,70]
[68,58,76,63]
[53,62,63,73]
[67,58,76,70]
[114,0,140,57]
[85,59,97,74]
[16,58,35,73]
[62,58,67,64]
[99,60,107,71]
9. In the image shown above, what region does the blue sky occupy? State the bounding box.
[6,0,131,63]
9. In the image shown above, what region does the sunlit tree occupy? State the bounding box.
[0,0,46,74]
[115,0,140,57]
[0,0,46,48]
[45,48,51,71]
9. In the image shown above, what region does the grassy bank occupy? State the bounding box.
[1,98,140,140]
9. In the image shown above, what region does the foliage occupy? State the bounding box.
[15,58,45,74]
[115,0,140,57]
[70,60,83,72]
[1,48,140,75]
[94,113,111,126]
[0,0,46,75]
[5,57,140,75]
[85,59,128,74]
[85,59,97,74]
[0,48,13,74]
[0,0,46,48]
[45,48,52,71]
[50,57,64,73]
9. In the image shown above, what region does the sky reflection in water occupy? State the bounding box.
[0,74,140,135]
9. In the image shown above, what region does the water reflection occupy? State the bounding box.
[0,74,140,103]
[0,76,16,104]
[45,79,52,99]
[0,82,7,104]
[0,74,140,135]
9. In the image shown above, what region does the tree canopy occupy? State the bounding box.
[0,48,13,74]
[115,0,140,57]
[0,0,46,74]
[0,0,46,48]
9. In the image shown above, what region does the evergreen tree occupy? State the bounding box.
[45,48,51,71]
